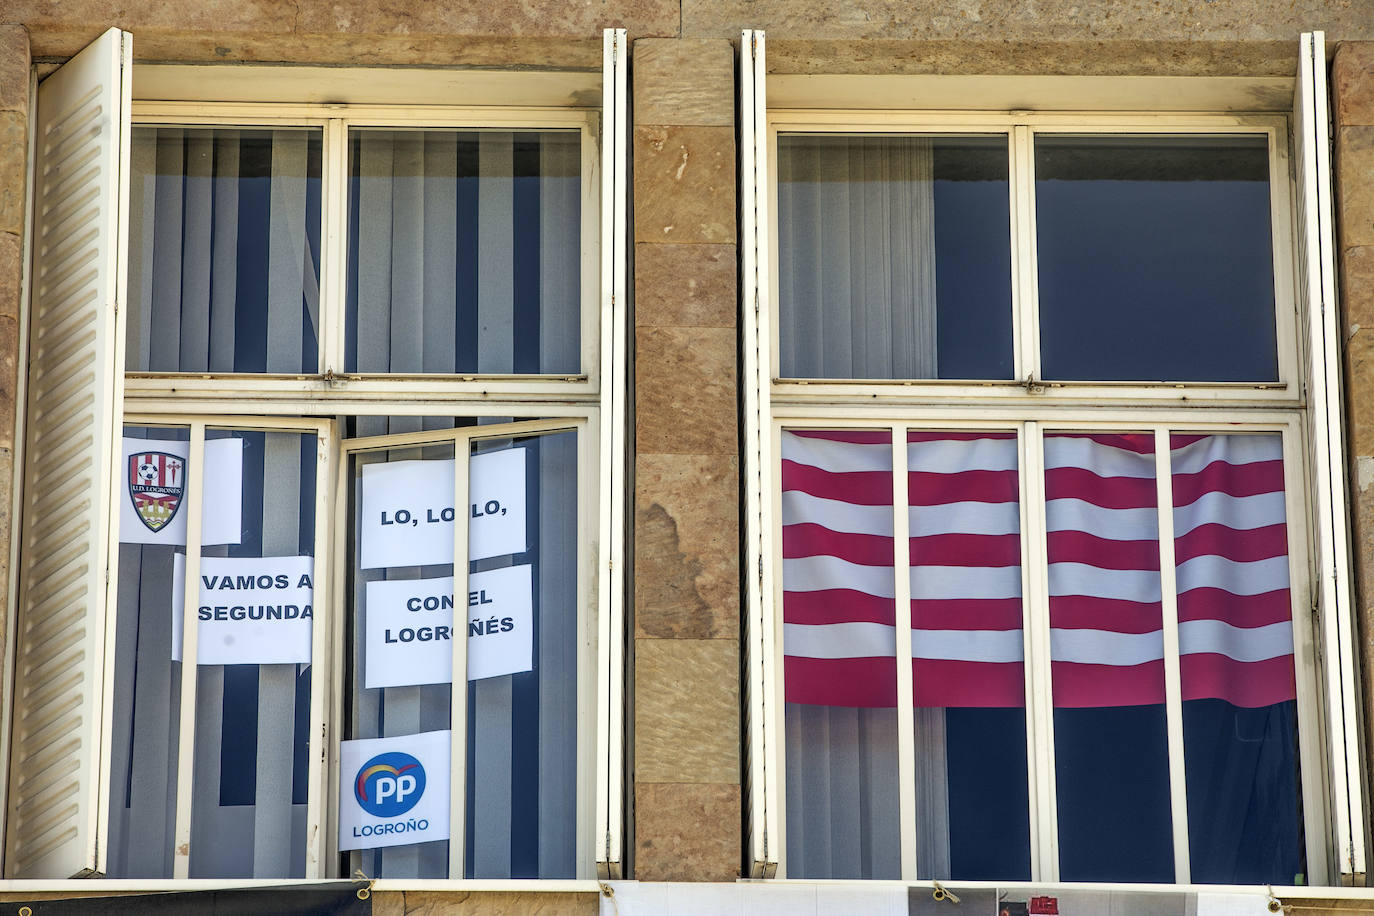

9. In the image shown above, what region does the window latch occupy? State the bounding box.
[1022,372,1045,394]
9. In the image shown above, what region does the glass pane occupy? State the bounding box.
[346,420,578,879]
[1035,135,1277,382]
[1170,433,1304,884]
[777,135,1013,381]
[187,429,317,878]
[781,429,900,879]
[1046,432,1173,882]
[346,130,582,375]
[126,127,322,373]
[908,431,1030,880]
[107,426,190,877]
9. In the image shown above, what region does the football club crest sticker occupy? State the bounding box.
[129,452,185,533]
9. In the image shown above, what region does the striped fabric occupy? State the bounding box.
[782,429,1294,710]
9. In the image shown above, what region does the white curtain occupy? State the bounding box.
[777,136,938,380]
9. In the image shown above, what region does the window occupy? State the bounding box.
[740,30,1366,887]
[6,27,629,881]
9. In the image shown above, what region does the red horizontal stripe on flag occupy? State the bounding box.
[1047,530,1160,570]
[1052,660,1166,708]
[1180,653,1296,707]
[910,532,1021,567]
[907,431,1016,443]
[909,469,1018,506]
[1175,587,1292,628]
[1169,433,1210,449]
[785,589,895,626]
[912,597,1023,631]
[787,429,893,445]
[1045,468,1157,508]
[1051,432,1156,455]
[913,659,1025,708]
[781,461,893,505]
[1049,596,1162,633]
[785,656,897,707]
[784,524,894,566]
[1172,459,1285,505]
[1173,523,1288,565]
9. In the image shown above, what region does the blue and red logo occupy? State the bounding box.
[354,751,426,818]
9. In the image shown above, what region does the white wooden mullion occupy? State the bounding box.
[447,431,473,879]
[1153,426,1191,883]
[172,423,207,878]
[890,423,918,880]
[1021,421,1058,881]
[304,421,334,877]
[1011,125,1041,385]
[321,119,348,375]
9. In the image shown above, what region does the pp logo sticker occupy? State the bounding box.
[354,751,426,818]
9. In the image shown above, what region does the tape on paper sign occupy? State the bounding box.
[364,564,534,688]
[120,437,244,547]
[338,729,451,851]
[172,554,314,665]
[358,449,527,570]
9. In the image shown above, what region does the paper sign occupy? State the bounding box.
[364,564,533,688]
[358,449,526,570]
[120,437,244,546]
[172,554,314,665]
[339,729,451,852]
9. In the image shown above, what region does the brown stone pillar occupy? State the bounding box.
[0,24,28,733]
[1334,41,1374,791]
[630,37,740,881]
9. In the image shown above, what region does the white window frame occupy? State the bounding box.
[3,27,630,884]
[740,27,1369,888]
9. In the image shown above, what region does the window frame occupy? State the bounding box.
[3,26,630,884]
[740,27,1364,888]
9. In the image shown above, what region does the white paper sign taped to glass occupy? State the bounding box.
[358,449,526,570]
[120,437,245,546]
[339,729,451,851]
[171,554,314,665]
[364,564,533,688]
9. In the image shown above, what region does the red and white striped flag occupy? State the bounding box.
[782,429,1295,710]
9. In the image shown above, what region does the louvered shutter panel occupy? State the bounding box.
[1295,30,1370,883]
[5,28,131,879]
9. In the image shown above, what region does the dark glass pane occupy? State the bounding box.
[777,135,1013,380]
[126,128,322,374]
[1036,135,1276,382]
[346,130,581,375]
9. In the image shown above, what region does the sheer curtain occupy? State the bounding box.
[347,130,581,375]
[777,136,937,380]
[126,128,321,374]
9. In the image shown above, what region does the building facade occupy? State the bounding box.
[0,1,1372,913]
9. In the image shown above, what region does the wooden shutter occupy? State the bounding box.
[740,27,780,880]
[5,27,131,878]
[1295,30,1369,884]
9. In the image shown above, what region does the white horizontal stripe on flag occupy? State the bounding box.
[1172,490,1287,536]
[781,432,891,473]
[782,489,893,536]
[1178,619,1293,662]
[1049,562,1163,602]
[784,555,896,598]
[1175,554,1290,597]
[907,437,1019,474]
[1051,627,1165,666]
[912,628,1024,663]
[910,500,1020,538]
[910,565,1022,601]
[784,621,896,659]
[1170,434,1283,476]
[1044,436,1156,478]
[1046,499,1158,541]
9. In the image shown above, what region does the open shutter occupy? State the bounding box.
[740,28,780,879]
[594,26,629,879]
[1295,30,1369,884]
[5,28,131,878]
